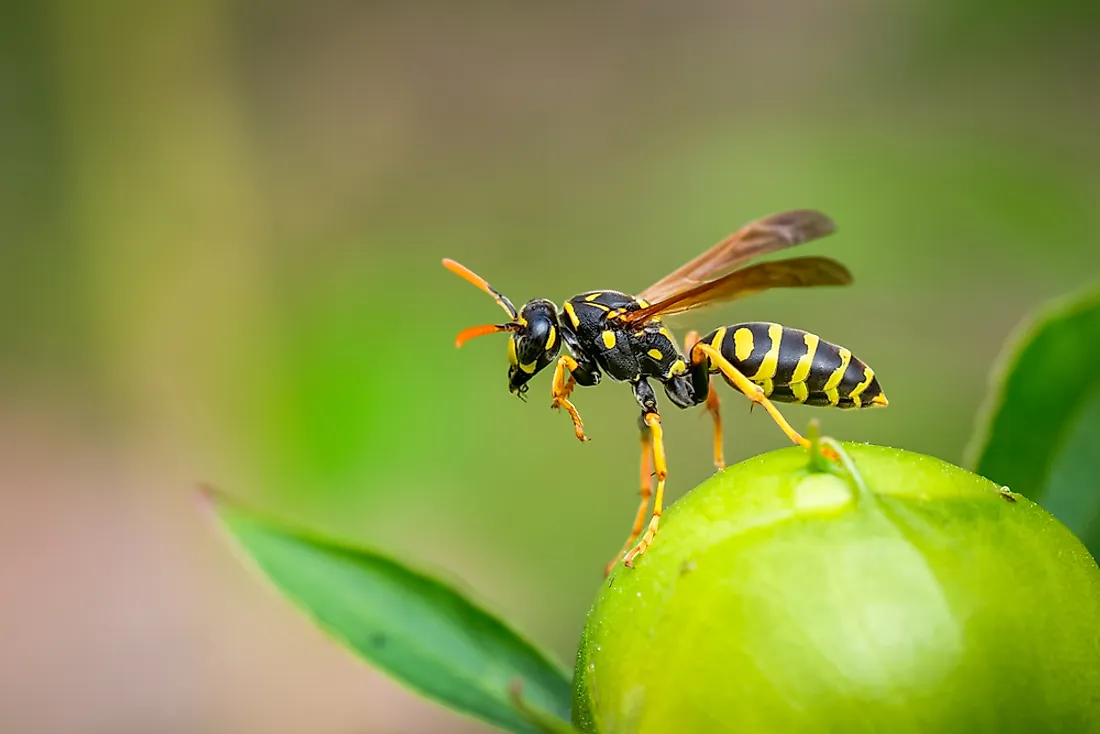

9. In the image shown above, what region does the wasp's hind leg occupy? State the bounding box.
[550,353,600,442]
[685,330,725,470]
[692,341,819,453]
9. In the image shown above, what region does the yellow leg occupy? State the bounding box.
[693,342,811,450]
[704,388,725,470]
[550,354,589,442]
[685,331,725,470]
[623,412,667,568]
[693,342,839,461]
[604,427,654,576]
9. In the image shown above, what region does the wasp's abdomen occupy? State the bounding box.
[702,322,886,409]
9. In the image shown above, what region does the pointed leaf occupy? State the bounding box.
[510,681,585,734]
[207,490,573,734]
[968,284,1100,554]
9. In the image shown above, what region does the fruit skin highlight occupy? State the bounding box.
[573,443,1100,734]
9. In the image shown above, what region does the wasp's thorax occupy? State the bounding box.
[507,299,562,397]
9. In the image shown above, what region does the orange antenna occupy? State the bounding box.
[454,323,515,348]
[442,258,518,319]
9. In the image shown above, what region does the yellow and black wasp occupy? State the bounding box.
[443,210,887,574]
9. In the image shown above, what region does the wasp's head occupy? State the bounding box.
[505,299,561,397]
[443,259,562,399]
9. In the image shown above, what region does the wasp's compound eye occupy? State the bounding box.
[516,322,550,365]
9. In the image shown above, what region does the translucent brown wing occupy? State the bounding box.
[618,256,851,325]
[637,210,837,305]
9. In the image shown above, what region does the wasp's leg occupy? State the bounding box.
[685,330,724,470]
[603,416,654,576]
[621,379,668,569]
[622,413,667,568]
[550,354,599,442]
[692,342,834,459]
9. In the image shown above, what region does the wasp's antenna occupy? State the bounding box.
[454,322,516,348]
[442,258,518,319]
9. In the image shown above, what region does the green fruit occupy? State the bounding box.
[573,443,1100,734]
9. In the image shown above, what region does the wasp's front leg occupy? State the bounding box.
[550,353,600,442]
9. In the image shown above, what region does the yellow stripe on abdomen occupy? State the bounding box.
[816,344,851,407]
[849,366,876,407]
[790,332,819,385]
[733,327,754,362]
[790,381,809,403]
[823,347,852,391]
[750,323,784,382]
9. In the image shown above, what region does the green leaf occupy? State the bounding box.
[510,681,585,734]
[206,488,573,734]
[968,283,1100,553]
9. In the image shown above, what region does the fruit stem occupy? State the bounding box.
[806,421,874,504]
[805,419,832,474]
[820,437,875,504]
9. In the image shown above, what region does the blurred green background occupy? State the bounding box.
[1,2,1098,732]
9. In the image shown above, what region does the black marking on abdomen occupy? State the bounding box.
[774,327,812,386]
[804,341,844,393]
[730,322,777,380]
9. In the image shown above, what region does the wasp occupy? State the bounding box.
[443,210,887,574]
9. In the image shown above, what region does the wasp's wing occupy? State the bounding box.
[637,210,836,305]
[618,256,851,325]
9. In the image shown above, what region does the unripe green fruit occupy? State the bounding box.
[573,444,1100,734]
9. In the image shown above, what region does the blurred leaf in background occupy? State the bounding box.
[970,285,1100,556]
[210,489,574,734]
